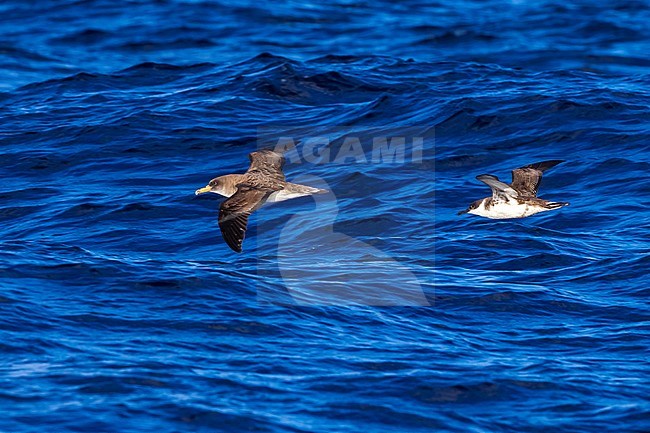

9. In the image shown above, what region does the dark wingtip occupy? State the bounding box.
[526,160,564,172]
[227,242,243,253]
[221,233,244,253]
[231,238,244,253]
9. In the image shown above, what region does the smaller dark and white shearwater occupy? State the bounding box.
[458,160,569,219]
[196,149,327,252]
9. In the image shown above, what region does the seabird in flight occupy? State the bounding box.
[196,149,327,252]
[458,160,569,219]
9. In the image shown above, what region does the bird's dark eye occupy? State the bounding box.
[209,179,218,187]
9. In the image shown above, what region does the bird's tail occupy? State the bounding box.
[270,184,328,202]
[297,185,328,195]
[546,201,569,209]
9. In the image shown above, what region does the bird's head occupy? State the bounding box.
[457,199,483,216]
[195,176,227,197]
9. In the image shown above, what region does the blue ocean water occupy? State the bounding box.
[1,0,649,431]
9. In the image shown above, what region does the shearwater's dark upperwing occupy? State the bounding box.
[218,184,274,253]
[476,174,519,202]
[511,160,563,197]
[246,150,286,182]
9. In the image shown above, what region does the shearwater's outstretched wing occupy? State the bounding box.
[218,184,272,253]
[511,160,563,197]
[246,150,286,182]
[476,174,519,202]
